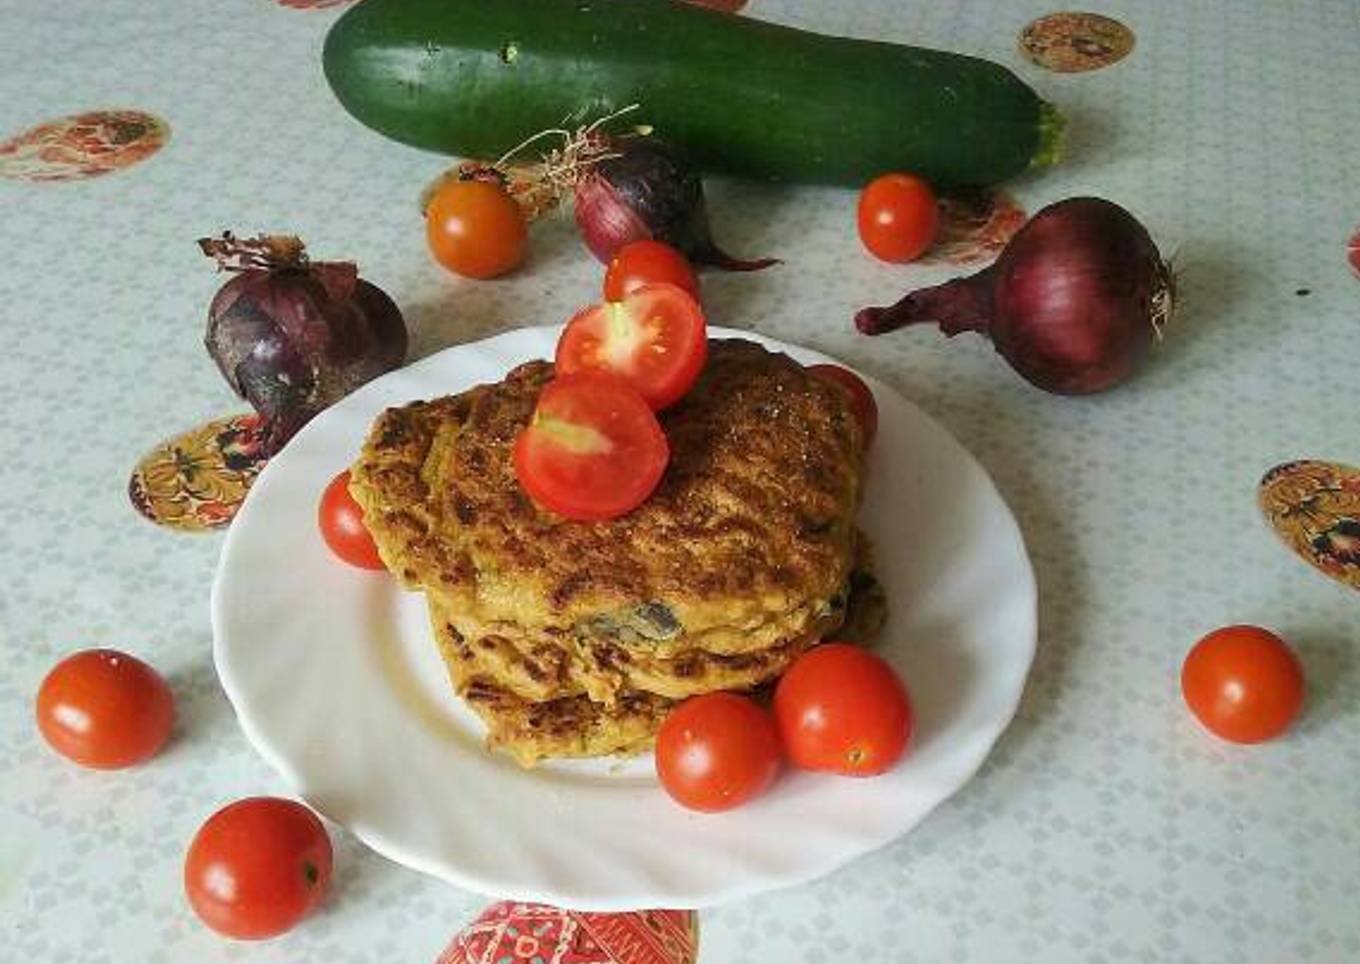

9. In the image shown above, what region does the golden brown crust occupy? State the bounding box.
[351,340,866,640]
[429,598,673,767]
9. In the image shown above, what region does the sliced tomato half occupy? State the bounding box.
[513,372,670,521]
[555,283,707,410]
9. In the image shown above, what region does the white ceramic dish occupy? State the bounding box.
[212,325,1037,911]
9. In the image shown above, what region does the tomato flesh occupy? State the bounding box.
[774,643,913,776]
[35,649,175,769]
[318,470,386,570]
[655,692,781,812]
[514,373,669,521]
[556,283,707,410]
[857,172,939,263]
[426,179,527,280]
[185,797,333,941]
[603,240,701,303]
[807,363,879,445]
[1181,625,1304,743]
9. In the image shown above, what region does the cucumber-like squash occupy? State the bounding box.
[323,0,1061,187]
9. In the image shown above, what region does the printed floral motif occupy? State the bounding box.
[437,903,698,964]
[1259,460,1360,591]
[128,414,268,532]
[926,189,1027,267]
[1020,12,1136,73]
[1347,227,1360,279]
[0,110,169,182]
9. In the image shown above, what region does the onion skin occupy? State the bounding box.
[203,236,407,454]
[856,197,1173,395]
[574,137,778,272]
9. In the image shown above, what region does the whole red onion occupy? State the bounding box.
[856,197,1175,394]
[575,137,778,271]
[201,234,407,454]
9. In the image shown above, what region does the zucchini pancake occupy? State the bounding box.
[350,339,882,766]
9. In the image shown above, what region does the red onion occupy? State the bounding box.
[200,233,407,454]
[855,197,1175,394]
[575,137,778,272]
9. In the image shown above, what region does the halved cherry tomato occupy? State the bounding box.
[185,797,333,941]
[318,470,386,570]
[807,363,879,445]
[514,373,669,521]
[35,649,175,769]
[426,179,527,280]
[655,692,781,812]
[857,172,939,263]
[556,283,707,410]
[603,240,701,303]
[1181,625,1304,743]
[774,643,913,776]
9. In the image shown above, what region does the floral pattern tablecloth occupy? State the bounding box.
[1,1,1357,961]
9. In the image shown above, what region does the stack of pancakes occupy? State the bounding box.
[350,339,881,766]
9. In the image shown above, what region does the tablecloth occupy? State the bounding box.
[1,1,1357,961]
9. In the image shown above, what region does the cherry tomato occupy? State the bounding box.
[774,643,913,776]
[35,649,174,769]
[426,179,527,280]
[185,797,333,941]
[857,172,939,263]
[318,470,385,570]
[807,364,879,445]
[556,283,708,410]
[655,692,781,812]
[514,373,669,521]
[603,240,701,303]
[1181,625,1304,743]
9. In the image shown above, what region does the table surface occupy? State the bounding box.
[2,1,1357,961]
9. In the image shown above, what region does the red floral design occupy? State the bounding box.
[1259,460,1360,592]
[128,414,268,533]
[1347,227,1360,279]
[0,110,169,182]
[438,903,698,964]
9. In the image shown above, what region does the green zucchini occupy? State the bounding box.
[323,0,1061,188]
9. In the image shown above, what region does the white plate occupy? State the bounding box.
[212,325,1036,911]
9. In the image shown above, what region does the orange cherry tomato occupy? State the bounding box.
[806,363,878,445]
[556,283,708,410]
[603,240,701,303]
[774,643,913,776]
[35,649,175,769]
[185,797,333,941]
[857,173,939,263]
[1181,625,1304,743]
[318,470,386,570]
[513,373,670,521]
[426,180,527,279]
[655,692,781,812]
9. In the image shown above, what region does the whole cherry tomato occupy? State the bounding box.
[426,180,527,280]
[857,172,939,263]
[1181,625,1304,743]
[655,692,781,811]
[318,470,385,570]
[185,797,333,941]
[774,643,913,776]
[35,649,174,769]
